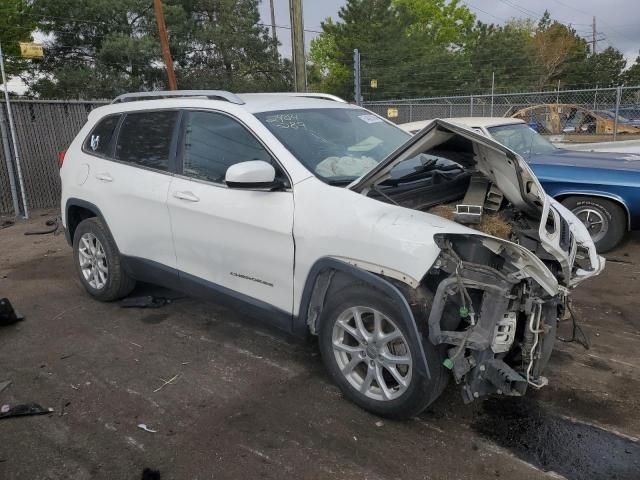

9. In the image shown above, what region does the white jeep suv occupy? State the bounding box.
[60,90,603,418]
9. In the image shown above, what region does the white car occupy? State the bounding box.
[60,91,603,419]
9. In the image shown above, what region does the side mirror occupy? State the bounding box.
[225,161,280,189]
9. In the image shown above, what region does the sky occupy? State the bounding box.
[257,0,640,63]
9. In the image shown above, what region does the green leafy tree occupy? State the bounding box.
[623,52,640,86]
[309,0,476,100]
[584,47,627,87]
[0,1,38,84]
[467,20,540,93]
[27,0,290,98]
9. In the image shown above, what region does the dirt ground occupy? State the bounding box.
[1,210,639,480]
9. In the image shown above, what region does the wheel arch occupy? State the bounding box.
[64,198,112,246]
[296,257,431,378]
[554,191,631,230]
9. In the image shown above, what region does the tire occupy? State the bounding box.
[72,217,136,301]
[318,284,448,419]
[561,196,626,253]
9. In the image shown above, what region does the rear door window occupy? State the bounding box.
[115,111,179,171]
[84,115,120,156]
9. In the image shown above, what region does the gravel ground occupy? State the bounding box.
[1,210,639,480]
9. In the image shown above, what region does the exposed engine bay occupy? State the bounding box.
[356,123,603,401]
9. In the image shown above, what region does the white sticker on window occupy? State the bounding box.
[358,114,382,124]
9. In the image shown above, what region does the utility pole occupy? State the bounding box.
[289,0,306,92]
[353,49,361,106]
[592,16,597,55]
[269,0,278,48]
[153,0,178,90]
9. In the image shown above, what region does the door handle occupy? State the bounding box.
[173,191,200,202]
[95,173,113,182]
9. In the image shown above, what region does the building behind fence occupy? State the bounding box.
[2,86,640,215]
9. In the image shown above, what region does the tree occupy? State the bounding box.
[27,0,291,98]
[391,0,474,48]
[308,0,476,100]
[0,0,38,84]
[467,20,540,93]
[531,21,583,88]
[585,47,626,87]
[623,52,640,86]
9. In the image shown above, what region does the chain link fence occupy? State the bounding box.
[2,87,640,215]
[363,86,640,142]
[0,100,108,215]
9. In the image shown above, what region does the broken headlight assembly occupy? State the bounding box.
[424,234,561,403]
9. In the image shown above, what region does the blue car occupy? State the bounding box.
[401,117,640,252]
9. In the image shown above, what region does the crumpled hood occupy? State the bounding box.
[348,119,546,215]
[347,118,603,288]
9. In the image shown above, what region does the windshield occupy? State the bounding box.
[255,108,411,183]
[487,123,557,158]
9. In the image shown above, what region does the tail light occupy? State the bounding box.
[57,150,66,168]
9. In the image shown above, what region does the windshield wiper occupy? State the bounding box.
[326,178,355,186]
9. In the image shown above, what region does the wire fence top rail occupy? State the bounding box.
[362,85,640,105]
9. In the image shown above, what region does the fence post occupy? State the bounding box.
[613,85,622,141]
[470,95,474,116]
[0,40,28,218]
[353,49,361,106]
[0,103,20,216]
[490,71,495,117]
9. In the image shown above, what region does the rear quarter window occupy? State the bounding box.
[83,115,121,156]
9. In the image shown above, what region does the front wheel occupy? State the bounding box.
[318,285,447,419]
[561,196,626,253]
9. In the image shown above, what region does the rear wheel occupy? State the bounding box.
[73,218,136,301]
[561,196,626,252]
[318,284,447,419]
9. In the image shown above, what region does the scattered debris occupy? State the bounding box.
[153,374,180,393]
[24,217,60,236]
[558,304,590,349]
[59,400,71,417]
[0,380,12,394]
[121,296,171,309]
[0,298,24,326]
[428,204,512,239]
[0,219,14,230]
[70,384,79,390]
[130,342,143,348]
[141,467,161,480]
[0,403,53,419]
[137,423,158,433]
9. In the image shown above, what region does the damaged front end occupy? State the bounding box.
[349,119,605,402]
[425,234,560,402]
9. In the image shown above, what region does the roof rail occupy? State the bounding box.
[243,92,348,103]
[111,90,245,105]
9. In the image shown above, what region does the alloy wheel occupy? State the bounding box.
[78,232,108,290]
[332,306,412,401]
